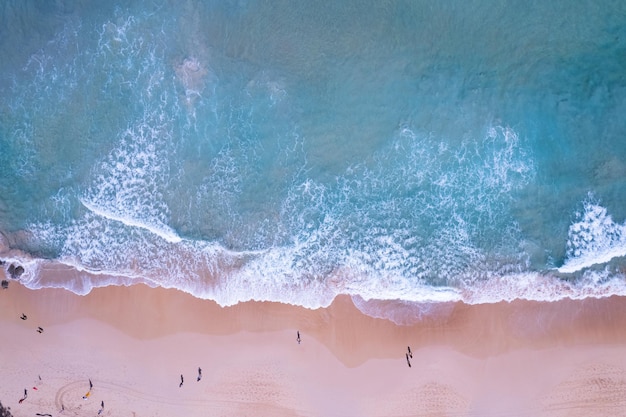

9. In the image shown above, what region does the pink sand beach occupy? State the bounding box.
[1,281,626,417]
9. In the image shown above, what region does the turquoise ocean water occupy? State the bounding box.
[1,0,625,322]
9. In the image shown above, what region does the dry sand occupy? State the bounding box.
[1,281,626,417]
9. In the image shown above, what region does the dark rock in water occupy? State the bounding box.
[0,259,5,265]
[8,264,24,279]
[1,280,7,289]
[14,265,24,277]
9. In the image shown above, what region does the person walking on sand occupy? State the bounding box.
[20,313,27,320]
[83,378,93,400]
[406,353,412,368]
[297,330,301,344]
[179,374,184,388]
[97,400,104,415]
[407,346,412,358]
[197,367,202,382]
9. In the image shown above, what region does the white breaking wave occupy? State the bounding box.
[4,219,626,325]
[558,198,626,273]
[80,198,182,243]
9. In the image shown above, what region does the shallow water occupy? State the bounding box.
[1,0,626,320]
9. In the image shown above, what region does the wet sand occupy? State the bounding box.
[1,282,626,416]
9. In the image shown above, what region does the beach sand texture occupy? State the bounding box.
[1,282,626,417]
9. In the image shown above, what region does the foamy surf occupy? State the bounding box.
[3,247,626,325]
[558,199,626,274]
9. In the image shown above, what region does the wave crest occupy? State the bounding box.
[559,196,626,273]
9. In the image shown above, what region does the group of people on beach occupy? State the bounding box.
[176,330,304,388]
[17,371,43,406]
[179,367,203,387]
[11,286,102,415]
[19,312,44,333]
[18,380,42,404]
[11,284,414,414]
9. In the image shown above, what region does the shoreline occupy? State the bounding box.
[1,282,626,416]
[2,237,626,311]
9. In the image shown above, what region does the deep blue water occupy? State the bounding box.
[1,0,626,320]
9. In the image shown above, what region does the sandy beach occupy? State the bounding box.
[1,280,626,417]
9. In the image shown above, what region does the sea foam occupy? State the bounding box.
[559,198,626,273]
